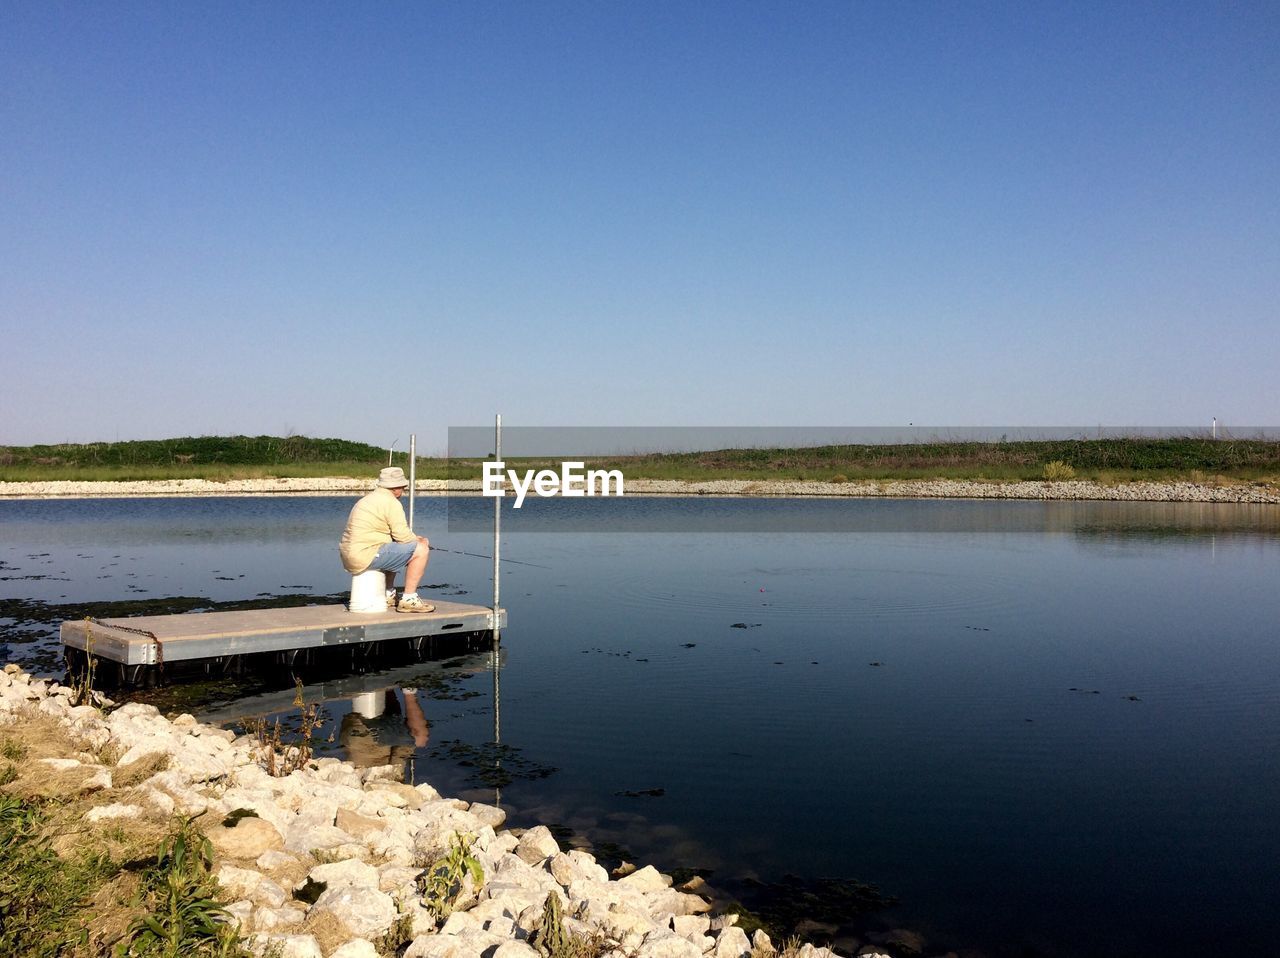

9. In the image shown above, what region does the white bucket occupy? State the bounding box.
[349,568,387,613]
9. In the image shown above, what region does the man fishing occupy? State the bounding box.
[339,466,434,613]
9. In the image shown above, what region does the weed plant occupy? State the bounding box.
[418,832,483,922]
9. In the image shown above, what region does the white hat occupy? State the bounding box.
[377,466,410,489]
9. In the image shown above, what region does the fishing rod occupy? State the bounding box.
[430,545,551,570]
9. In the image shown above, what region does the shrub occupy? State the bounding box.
[1042,460,1076,480]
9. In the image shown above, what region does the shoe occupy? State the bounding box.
[396,595,435,614]
[386,593,397,609]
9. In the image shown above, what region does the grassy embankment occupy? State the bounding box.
[0,711,255,957]
[2,434,1279,486]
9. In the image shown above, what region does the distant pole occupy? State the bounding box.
[493,414,501,625]
[1212,418,1217,440]
[388,439,397,466]
[408,433,416,530]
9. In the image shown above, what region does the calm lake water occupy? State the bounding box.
[2,495,1279,958]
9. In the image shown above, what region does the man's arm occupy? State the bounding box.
[383,495,417,543]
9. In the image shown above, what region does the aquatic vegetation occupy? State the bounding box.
[430,739,557,788]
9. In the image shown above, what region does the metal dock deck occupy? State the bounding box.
[61,601,506,685]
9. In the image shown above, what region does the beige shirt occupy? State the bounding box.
[339,487,415,574]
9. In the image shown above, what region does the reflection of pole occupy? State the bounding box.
[409,433,416,530]
[492,641,502,808]
[493,414,501,620]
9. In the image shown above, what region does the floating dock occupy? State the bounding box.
[61,600,505,686]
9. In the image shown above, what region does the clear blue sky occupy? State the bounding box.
[3,1,1277,450]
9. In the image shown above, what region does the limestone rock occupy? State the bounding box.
[85,803,143,823]
[37,757,81,772]
[469,801,507,829]
[330,942,380,958]
[673,915,711,940]
[308,883,398,939]
[404,936,473,958]
[491,942,540,958]
[225,899,253,929]
[256,934,322,958]
[618,865,669,893]
[284,821,354,854]
[308,858,379,889]
[215,865,267,901]
[514,825,561,864]
[713,926,751,958]
[335,806,382,837]
[638,931,705,958]
[256,850,299,871]
[209,817,285,859]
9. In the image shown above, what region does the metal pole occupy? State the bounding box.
[493,414,501,624]
[408,433,416,530]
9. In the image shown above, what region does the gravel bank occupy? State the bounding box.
[2,476,1278,503]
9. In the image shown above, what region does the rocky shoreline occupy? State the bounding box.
[0,664,882,958]
[2,476,1278,503]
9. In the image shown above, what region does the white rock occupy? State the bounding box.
[491,942,540,958]
[308,858,379,889]
[76,767,111,792]
[378,864,422,895]
[308,883,398,939]
[256,850,299,871]
[469,801,507,829]
[142,787,176,815]
[215,865,266,901]
[37,757,82,772]
[600,906,657,943]
[404,937,472,958]
[256,934,322,958]
[37,697,70,716]
[673,915,711,939]
[440,911,480,936]
[483,915,516,938]
[209,817,285,859]
[751,930,773,953]
[330,942,380,958]
[514,825,561,864]
[252,904,305,931]
[619,865,670,893]
[85,803,144,822]
[225,899,253,928]
[638,931,705,958]
[284,821,354,854]
[713,926,751,958]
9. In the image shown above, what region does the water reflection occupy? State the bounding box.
[200,649,503,802]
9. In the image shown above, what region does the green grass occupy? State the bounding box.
[3,434,1279,485]
[0,714,256,958]
[457,437,1280,485]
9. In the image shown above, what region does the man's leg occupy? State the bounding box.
[383,570,397,591]
[403,538,430,596]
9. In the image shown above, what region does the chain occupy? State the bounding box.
[87,616,165,672]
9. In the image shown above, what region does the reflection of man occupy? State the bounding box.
[339,466,434,613]
[339,687,430,771]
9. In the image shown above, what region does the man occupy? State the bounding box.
[339,466,434,613]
